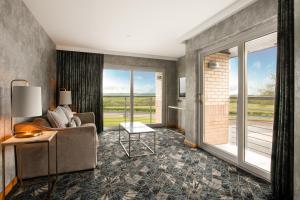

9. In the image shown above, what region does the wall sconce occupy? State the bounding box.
[208,61,219,69]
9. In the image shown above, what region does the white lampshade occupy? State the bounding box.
[12,86,42,117]
[59,91,72,105]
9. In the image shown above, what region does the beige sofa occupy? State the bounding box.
[14,112,98,179]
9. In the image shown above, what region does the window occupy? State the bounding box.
[103,68,163,129]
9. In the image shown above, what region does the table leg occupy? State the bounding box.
[17,145,23,188]
[47,141,50,198]
[119,124,120,143]
[167,107,169,128]
[154,132,156,153]
[2,145,5,200]
[128,134,131,157]
[56,134,58,180]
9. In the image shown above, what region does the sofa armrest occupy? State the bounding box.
[15,122,96,132]
[57,125,97,170]
[74,112,95,124]
[15,124,98,179]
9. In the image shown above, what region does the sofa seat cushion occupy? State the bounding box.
[47,107,69,128]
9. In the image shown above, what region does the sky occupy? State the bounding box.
[103,70,156,94]
[103,47,277,96]
[230,46,277,95]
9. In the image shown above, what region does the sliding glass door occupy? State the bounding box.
[103,69,131,127]
[200,32,277,179]
[203,47,239,156]
[133,71,162,124]
[244,33,277,172]
[103,68,163,129]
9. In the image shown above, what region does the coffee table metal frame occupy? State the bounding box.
[119,123,156,158]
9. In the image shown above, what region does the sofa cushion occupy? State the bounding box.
[72,116,82,126]
[67,118,77,127]
[47,107,69,128]
[59,105,73,121]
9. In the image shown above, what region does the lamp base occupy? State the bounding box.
[14,130,43,138]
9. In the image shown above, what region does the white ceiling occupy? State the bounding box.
[23,0,251,60]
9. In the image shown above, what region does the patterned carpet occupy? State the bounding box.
[7,128,272,200]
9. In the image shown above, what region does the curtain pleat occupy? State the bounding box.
[57,50,103,132]
[271,0,294,199]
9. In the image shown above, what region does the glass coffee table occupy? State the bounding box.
[119,122,156,158]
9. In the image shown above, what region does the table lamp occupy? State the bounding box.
[59,89,72,105]
[11,79,42,138]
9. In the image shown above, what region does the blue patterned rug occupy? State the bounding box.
[7,128,272,199]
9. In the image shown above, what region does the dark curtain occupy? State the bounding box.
[57,50,103,132]
[271,0,294,199]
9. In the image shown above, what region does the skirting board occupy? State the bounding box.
[0,177,18,200]
[167,125,185,134]
[184,139,197,148]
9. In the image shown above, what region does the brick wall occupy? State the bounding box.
[204,52,230,144]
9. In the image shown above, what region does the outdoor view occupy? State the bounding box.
[204,32,277,172]
[103,69,162,128]
[203,46,239,156]
[245,33,277,171]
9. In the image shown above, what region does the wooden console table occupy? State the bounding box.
[1,131,58,199]
[167,106,184,128]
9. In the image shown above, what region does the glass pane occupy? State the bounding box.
[133,71,162,124]
[245,32,277,171]
[103,69,131,128]
[203,47,238,156]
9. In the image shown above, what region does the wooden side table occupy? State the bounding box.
[1,131,58,199]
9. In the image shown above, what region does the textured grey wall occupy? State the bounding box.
[294,0,300,198]
[176,56,186,129]
[183,0,277,144]
[177,56,186,78]
[104,54,177,126]
[0,0,56,190]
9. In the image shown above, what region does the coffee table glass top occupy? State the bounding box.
[120,122,155,134]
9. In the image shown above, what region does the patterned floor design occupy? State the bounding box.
[7,128,272,199]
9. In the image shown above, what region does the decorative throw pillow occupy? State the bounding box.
[47,107,69,128]
[59,105,73,121]
[67,118,77,127]
[72,116,82,127]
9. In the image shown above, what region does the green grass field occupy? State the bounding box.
[103,96,275,127]
[104,115,154,127]
[229,97,274,121]
[104,96,157,126]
